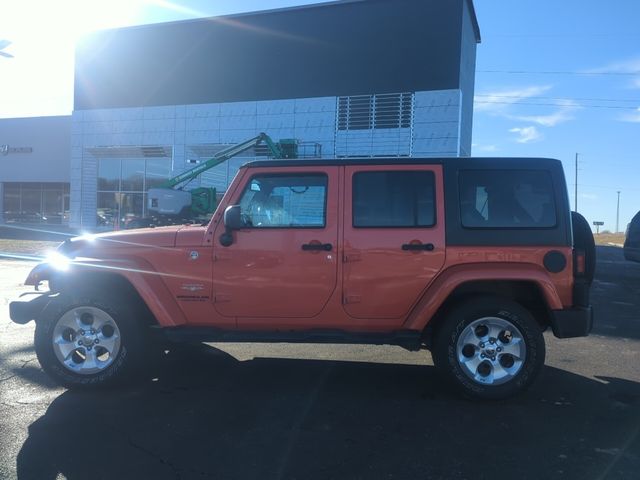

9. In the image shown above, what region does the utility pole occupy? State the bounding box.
[616,191,621,233]
[574,153,579,212]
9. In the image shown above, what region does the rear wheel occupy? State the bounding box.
[35,291,149,389]
[432,297,545,399]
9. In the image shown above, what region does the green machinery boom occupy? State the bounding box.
[147,133,297,220]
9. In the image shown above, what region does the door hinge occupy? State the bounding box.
[214,252,232,262]
[214,293,231,303]
[343,294,361,304]
[343,252,361,263]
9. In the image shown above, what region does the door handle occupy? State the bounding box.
[302,243,333,251]
[401,243,434,251]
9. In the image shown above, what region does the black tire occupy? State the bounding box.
[34,290,150,389]
[432,296,545,400]
[571,211,596,285]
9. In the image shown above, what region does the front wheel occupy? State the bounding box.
[432,297,545,399]
[34,292,149,389]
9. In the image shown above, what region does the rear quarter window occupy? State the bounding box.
[459,170,556,228]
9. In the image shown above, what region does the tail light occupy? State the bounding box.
[574,249,586,275]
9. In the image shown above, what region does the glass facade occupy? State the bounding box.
[2,182,70,224]
[97,158,172,228]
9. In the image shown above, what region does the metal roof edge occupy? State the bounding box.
[0,114,71,123]
[464,0,482,43]
[80,1,370,38]
[80,0,480,40]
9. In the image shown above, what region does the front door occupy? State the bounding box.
[212,167,339,319]
[342,165,446,320]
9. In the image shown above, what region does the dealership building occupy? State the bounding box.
[0,116,71,226]
[1,0,480,229]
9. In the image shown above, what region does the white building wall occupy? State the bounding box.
[459,0,477,157]
[71,90,465,228]
[411,90,461,157]
[0,116,71,183]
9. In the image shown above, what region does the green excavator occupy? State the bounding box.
[128,133,297,228]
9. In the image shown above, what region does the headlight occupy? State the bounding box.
[46,251,72,271]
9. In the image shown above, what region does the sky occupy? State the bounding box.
[0,0,639,231]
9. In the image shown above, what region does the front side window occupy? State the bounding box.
[238,174,327,228]
[459,170,557,228]
[353,171,436,227]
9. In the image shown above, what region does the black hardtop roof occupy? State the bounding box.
[240,157,563,169]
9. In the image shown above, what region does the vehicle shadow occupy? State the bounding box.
[15,345,640,480]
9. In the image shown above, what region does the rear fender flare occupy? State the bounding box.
[404,263,562,331]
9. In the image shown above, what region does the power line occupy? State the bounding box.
[475,94,640,103]
[570,183,640,192]
[478,70,640,76]
[473,100,639,110]
[486,33,640,38]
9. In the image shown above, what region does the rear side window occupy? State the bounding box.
[353,171,435,227]
[459,170,556,228]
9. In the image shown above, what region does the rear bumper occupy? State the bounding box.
[9,294,53,325]
[550,306,593,338]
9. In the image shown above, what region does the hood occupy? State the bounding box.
[58,226,182,257]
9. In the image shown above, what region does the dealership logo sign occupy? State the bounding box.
[1,145,33,156]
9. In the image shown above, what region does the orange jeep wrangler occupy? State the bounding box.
[10,158,595,399]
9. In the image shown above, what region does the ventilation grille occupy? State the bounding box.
[338,93,413,131]
[86,146,172,158]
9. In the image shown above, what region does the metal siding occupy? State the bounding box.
[74,0,465,109]
[0,116,71,183]
[411,90,460,157]
[459,0,477,157]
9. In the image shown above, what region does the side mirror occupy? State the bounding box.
[220,205,242,247]
[223,205,243,230]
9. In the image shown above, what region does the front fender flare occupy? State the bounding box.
[24,258,188,327]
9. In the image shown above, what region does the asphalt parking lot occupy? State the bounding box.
[1,246,639,480]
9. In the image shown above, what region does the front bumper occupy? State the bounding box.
[9,294,53,325]
[550,306,593,338]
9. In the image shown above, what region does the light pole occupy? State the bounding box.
[574,153,579,212]
[616,191,621,233]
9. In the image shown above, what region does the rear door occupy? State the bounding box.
[342,165,446,320]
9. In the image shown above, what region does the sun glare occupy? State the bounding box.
[46,251,71,271]
[3,1,145,45]
[0,1,150,118]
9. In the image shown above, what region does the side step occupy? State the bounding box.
[161,327,424,351]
